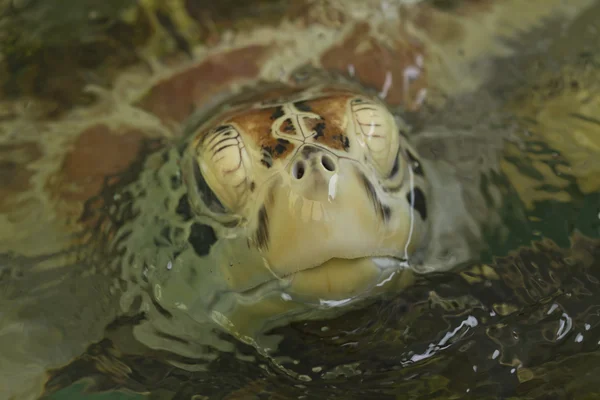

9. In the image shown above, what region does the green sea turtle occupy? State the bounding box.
[95,74,509,357]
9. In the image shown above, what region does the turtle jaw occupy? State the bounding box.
[274,255,410,302]
[240,255,410,302]
[213,255,415,343]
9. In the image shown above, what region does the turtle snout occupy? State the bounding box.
[290,146,338,180]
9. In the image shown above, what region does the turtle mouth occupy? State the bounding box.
[274,255,404,279]
[240,255,408,302]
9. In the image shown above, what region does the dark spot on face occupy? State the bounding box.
[262,145,273,156]
[274,144,286,155]
[342,136,350,150]
[274,138,290,155]
[359,172,388,222]
[250,181,256,192]
[313,122,326,139]
[192,162,226,213]
[188,223,217,256]
[176,194,193,221]
[333,134,350,151]
[382,205,392,222]
[261,146,273,168]
[294,101,312,112]
[406,150,424,176]
[280,118,295,133]
[407,187,427,221]
[389,150,401,178]
[271,106,284,120]
[255,206,270,250]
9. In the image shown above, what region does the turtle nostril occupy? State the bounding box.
[292,160,305,179]
[321,155,336,172]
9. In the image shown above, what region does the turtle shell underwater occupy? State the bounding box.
[98,75,506,350]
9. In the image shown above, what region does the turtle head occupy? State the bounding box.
[182,86,430,302]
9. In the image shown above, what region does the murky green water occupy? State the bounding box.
[1,1,600,399]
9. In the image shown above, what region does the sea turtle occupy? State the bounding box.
[1,1,598,399]
[86,70,513,359]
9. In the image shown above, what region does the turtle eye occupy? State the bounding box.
[193,124,253,213]
[351,98,401,176]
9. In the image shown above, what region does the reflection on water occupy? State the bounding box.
[1,0,600,399]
